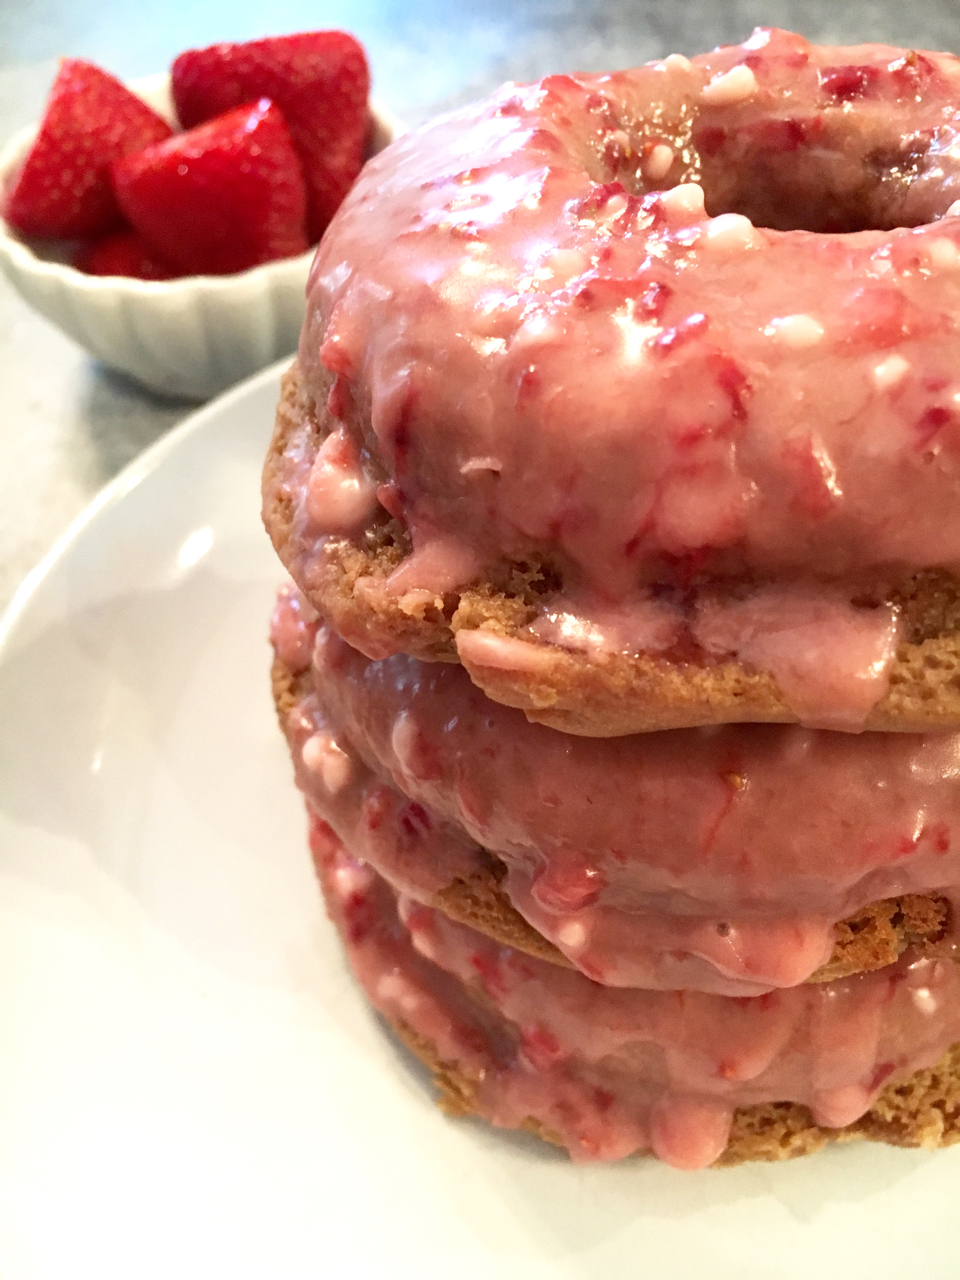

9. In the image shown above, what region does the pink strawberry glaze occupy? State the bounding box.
[286,27,960,726]
[269,582,320,671]
[313,820,960,1168]
[272,586,960,994]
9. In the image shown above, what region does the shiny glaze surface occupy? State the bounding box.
[289,28,960,722]
[315,819,960,1169]
[274,587,960,994]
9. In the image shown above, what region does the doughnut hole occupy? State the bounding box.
[591,108,948,235]
[693,115,951,233]
[581,47,960,233]
[688,45,960,234]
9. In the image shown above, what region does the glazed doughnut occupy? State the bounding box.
[272,585,953,996]
[313,819,960,1169]
[263,28,960,735]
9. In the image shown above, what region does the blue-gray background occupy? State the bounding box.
[3,0,960,608]
[6,0,960,124]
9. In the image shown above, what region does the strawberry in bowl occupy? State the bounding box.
[4,58,173,241]
[111,99,309,277]
[0,33,398,398]
[171,30,370,243]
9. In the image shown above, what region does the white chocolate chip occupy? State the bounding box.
[873,354,910,389]
[301,733,326,772]
[912,986,936,1014]
[558,921,588,950]
[411,929,439,962]
[376,973,406,1001]
[927,237,960,268]
[700,64,758,106]
[743,28,771,50]
[460,455,503,474]
[306,428,378,533]
[644,143,674,181]
[660,182,706,218]
[390,712,419,775]
[333,862,369,896]
[661,53,693,73]
[302,732,354,793]
[513,310,564,347]
[542,247,589,282]
[704,212,763,251]
[763,314,824,347]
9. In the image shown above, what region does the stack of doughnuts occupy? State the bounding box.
[263,28,960,1168]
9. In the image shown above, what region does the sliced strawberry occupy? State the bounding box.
[73,230,179,279]
[171,32,369,241]
[4,58,172,240]
[111,98,308,276]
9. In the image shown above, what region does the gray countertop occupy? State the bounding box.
[3,0,960,613]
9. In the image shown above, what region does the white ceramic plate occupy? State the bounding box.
[1,362,960,1280]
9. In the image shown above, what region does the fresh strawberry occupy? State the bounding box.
[171,32,369,241]
[111,99,308,276]
[4,58,172,240]
[72,230,178,279]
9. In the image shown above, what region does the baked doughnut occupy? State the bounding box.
[272,585,954,995]
[312,816,960,1169]
[263,28,960,735]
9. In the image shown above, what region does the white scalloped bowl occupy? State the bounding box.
[0,73,399,399]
